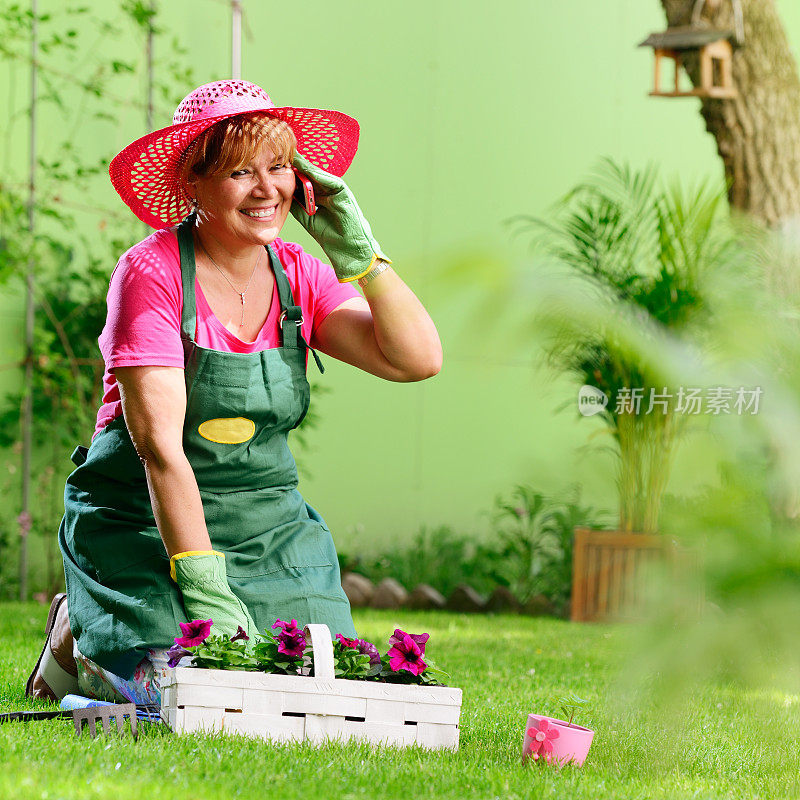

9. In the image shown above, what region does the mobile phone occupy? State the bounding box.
[292,167,317,215]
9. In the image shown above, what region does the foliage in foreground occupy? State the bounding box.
[517,160,742,534]
[440,171,800,704]
[519,203,800,697]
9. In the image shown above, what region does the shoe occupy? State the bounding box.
[25,593,68,699]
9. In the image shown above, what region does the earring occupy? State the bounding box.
[184,187,199,211]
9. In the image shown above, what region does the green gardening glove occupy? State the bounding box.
[171,551,257,642]
[290,152,391,282]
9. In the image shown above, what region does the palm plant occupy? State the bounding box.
[490,485,609,610]
[517,160,739,533]
[491,486,562,600]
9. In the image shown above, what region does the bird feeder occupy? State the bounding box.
[639,0,743,99]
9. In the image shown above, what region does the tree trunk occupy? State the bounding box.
[659,0,800,227]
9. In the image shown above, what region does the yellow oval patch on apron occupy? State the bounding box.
[198,417,256,444]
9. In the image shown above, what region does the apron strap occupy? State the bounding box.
[268,245,325,375]
[176,214,324,374]
[177,213,198,343]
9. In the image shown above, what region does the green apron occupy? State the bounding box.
[59,215,356,680]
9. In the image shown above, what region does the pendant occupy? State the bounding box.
[239,293,245,327]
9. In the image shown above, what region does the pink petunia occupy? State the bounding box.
[388,633,427,676]
[273,619,305,658]
[273,619,300,634]
[527,718,560,762]
[175,619,212,647]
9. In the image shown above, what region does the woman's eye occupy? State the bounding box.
[231,169,250,177]
[271,164,289,172]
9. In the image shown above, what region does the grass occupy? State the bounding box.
[1,603,798,800]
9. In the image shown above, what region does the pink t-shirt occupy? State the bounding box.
[94,228,359,439]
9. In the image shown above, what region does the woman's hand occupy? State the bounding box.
[171,552,257,640]
[290,152,390,283]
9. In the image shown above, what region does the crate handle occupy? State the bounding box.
[304,623,335,680]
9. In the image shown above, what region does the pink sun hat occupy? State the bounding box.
[109,79,360,229]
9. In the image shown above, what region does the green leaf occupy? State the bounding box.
[111,60,134,74]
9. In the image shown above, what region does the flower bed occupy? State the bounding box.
[159,622,462,750]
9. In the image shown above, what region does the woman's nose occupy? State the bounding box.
[252,170,278,196]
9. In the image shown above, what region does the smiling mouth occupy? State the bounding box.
[240,207,277,219]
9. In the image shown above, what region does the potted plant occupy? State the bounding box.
[160,619,461,749]
[521,160,732,620]
[523,692,594,766]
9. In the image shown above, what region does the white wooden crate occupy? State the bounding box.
[159,624,461,750]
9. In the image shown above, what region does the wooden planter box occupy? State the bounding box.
[159,624,462,750]
[571,528,697,622]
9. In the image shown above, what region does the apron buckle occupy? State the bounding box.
[279,310,304,327]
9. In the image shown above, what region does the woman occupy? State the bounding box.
[26,79,441,704]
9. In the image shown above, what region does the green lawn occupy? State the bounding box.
[1,603,797,800]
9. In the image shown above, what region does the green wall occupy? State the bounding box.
[2,0,800,559]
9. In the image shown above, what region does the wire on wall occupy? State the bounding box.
[19,0,38,602]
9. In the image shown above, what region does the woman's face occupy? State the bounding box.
[191,145,295,251]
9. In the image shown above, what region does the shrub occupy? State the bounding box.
[341,486,611,615]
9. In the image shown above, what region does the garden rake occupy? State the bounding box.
[0,702,139,740]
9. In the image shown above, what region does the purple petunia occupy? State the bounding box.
[273,619,306,658]
[336,634,381,667]
[175,619,212,647]
[166,643,193,668]
[230,625,249,642]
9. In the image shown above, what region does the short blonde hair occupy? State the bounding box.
[181,113,297,181]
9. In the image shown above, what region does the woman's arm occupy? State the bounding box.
[115,365,211,556]
[312,264,443,382]
[288,154,441,381]
[115,364,257,637]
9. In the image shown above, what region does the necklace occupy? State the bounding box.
[196,235,263,329]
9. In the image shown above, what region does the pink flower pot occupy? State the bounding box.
[523,714,594,767]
